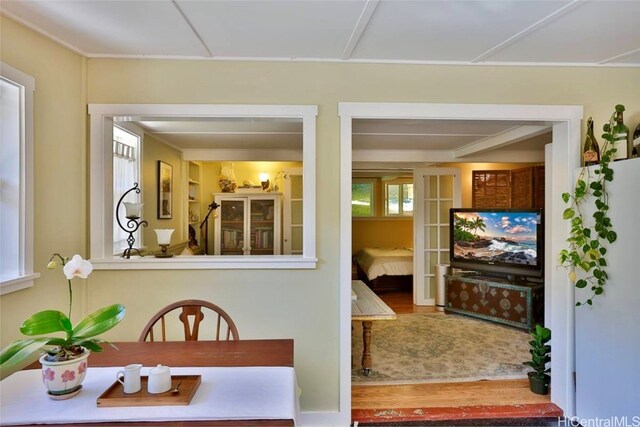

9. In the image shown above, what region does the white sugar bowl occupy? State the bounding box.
[147,364,171,394]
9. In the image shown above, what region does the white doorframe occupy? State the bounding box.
[339,102,582,425]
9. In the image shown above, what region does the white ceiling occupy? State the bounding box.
[2,0,639,66]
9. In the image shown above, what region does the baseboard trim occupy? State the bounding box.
[300,410,346,426]
[352,403,563,425]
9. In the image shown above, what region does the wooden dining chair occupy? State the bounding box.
[138,299,239,342]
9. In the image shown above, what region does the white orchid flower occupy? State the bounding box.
[63,255,94,280]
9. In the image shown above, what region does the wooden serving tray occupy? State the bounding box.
[97,375,201,407]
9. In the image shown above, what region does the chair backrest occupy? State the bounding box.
[138,299,239,342]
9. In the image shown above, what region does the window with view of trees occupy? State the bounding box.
[352,180,375,217]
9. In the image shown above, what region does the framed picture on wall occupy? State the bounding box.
[158,161,172,219]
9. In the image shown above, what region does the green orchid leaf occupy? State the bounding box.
[72,304,125,339]
[0,338,60,367]
[19,310,72,336]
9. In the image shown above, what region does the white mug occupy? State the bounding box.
[116,363,142,394]
[147,364,171,394]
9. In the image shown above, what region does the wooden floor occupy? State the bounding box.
[352,289,551,410]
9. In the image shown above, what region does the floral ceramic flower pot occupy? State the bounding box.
[40,350,90,397]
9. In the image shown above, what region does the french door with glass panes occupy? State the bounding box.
[413,168,461,305]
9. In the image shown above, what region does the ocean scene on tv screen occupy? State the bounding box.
[453,211,540,266]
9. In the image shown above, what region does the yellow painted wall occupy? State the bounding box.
[2,13,640,412]
[0,16,86,376]
[141,134,185,249]
[352,220,413,254]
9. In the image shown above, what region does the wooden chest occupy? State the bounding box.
[444,274,544,330]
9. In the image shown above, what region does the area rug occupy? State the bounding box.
[352,313,531,385]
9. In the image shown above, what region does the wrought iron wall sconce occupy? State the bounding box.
[116,182,148,259]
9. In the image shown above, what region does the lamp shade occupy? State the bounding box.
[154,229,174,245]
[123,202,143,219]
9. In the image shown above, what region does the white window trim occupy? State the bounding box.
[88,104,318,270]
[384,180,413,217]
[0,63,39,294]
[112,122,144,255]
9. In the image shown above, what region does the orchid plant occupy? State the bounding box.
[0,254,125,366]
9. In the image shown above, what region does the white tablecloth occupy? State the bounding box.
[0,366,300,425]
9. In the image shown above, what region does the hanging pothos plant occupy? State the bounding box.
[559,105,623,306]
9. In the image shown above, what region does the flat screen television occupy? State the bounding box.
[449,208,544,280]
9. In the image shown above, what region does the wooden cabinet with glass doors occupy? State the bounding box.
[213,193,282,255]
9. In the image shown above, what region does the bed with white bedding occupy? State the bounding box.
[353,247,413,292]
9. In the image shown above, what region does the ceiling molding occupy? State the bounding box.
[341,0,379,60]
[471,0,586,63]
[453,125,550,158]
[1,10,87,56]
[79,54,640,67]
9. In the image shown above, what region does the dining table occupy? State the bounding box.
[0,339,298,426]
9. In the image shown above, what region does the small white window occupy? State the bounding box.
[113,125,143,255]
[0,63,38,294]
[385,181,414,216]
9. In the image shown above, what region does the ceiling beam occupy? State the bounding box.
[353,148,545,163]
[182,149,302,162]
[599,47,640,64]
[172,0,213,57]
[453,125,550,158]
[341,0,379,60]
[471,0,585,63]
[353,148,545,164]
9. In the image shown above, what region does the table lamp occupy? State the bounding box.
[154,229,174,258]
[259,173,270,191]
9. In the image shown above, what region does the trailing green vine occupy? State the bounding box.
[559,105,622,306]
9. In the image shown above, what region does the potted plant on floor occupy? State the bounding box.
[524,324,551,395]
[0,254,125,399]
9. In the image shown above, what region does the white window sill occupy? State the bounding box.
[352,216,413,221]
[0,273,40,295]
[91,256,318,270]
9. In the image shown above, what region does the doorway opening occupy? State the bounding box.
[339,102,582,426]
